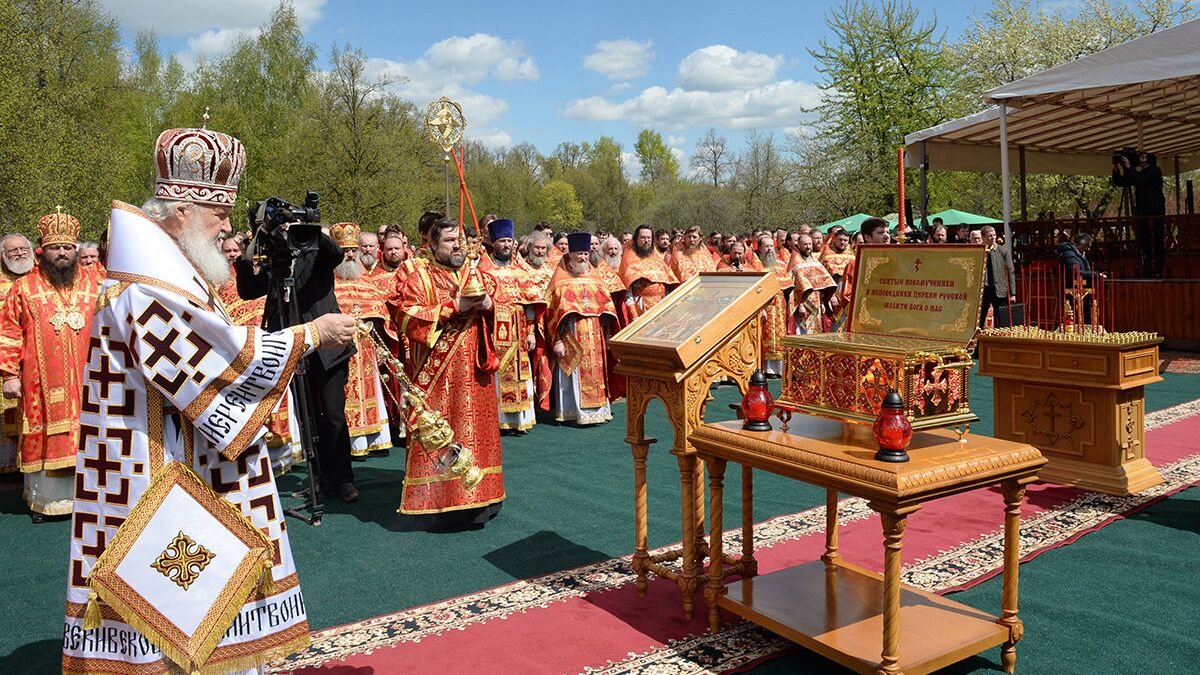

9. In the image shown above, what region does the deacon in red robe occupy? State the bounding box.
[0,211,100,520]
[395,218,504,528]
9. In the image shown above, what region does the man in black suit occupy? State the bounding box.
[980,225,1015,329]
[1112,151,1166,277]
[1058,232,1106,324]
[236,225,359,501]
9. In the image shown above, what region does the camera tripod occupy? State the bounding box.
[266,255,325,526]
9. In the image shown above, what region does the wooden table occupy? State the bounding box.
[690,417,1046,675]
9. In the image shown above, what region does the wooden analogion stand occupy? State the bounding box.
[691,418,1046,674]
[609,272,779,619]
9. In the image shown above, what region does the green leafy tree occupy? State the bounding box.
[533,179,584,227]
[634,129,679,184]
[804,0,958,216]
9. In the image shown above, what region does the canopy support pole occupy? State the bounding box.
[999,104,1013,257]
[1175,156,1182,215]
[919,141,928,229]
[1018,145,1027,221]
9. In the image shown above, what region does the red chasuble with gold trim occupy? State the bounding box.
[396,261,504,515]
[521,261,555,412]
[335,275,389,441]
[479,257,543,418]
[0,267,100,472]
[546,268,618,409]
[617,247,677,320]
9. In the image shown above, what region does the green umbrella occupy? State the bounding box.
[923,208,1000,226]
[817,212,874,233]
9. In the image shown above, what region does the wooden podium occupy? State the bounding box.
[609,271,779,619]
[978,332,1164,495]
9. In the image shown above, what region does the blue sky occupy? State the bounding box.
[100,0,991,171]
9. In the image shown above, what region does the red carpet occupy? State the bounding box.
[272,399,1200,674]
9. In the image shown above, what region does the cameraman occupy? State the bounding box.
[1112,150,1166,277]
[236,223,360,502]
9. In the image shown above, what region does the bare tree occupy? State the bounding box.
[690,127,732,188]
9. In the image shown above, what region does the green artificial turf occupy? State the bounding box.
[0,371,1195,673]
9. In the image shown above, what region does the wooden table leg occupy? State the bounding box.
[822,489,840,564]
[998,480,1028,673]
[876,508,908,675]
[704,457,727,633]
[629,437,651,597]
[740,465,756,577]
[677,453,698,619]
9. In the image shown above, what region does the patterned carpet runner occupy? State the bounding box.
[273,399,1200,674]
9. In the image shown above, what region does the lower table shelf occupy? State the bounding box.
[719,560,1009,675]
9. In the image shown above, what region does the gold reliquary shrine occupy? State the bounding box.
[779,244,987,430]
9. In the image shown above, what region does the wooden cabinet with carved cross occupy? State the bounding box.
[978,329,1163,495]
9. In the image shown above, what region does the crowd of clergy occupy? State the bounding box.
[0,206,946,522]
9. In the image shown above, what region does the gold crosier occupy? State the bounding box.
[422,97,487,298]
[352,314,483,493]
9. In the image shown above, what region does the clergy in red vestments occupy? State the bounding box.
[0,211,100,520]
[395,218,505,528]
[0,233,34,475]
[479,219,542,432]
[619,224,678,320]
[669,225,717,282]
[547,233,619,425]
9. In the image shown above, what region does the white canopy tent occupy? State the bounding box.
[903,18,1200,250]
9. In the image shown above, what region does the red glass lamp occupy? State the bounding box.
[741,370,775,431]
[872,389,913,463]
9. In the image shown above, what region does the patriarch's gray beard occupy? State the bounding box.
[526,253,546,268]
[568,258,591,276]
[179,225,231,286]
[604,253,621,269]
[758,250,777,267]
[335,260,364,280]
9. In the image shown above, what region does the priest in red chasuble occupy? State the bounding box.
[332,222,393,457]
[670,225,717,282]
[751,235,794,376]
[0,211,100,520]
[479,219,541,432]
[395,218,505,528]
[619,224,678,320]
[790,233,837,335]
[522,231,556,412]
[547,233,619,425]
[0,233,34,475]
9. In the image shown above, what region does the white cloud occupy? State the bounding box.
[620,151,642,180]
[565,80,822,131]
[100,0,326,36]
[361,34,538,150]
[182,27,257,66]
[584,39,654,80]
[667,134,686,147]
[677,45,783,92]
[610,81,634,92]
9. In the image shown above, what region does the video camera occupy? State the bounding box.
[1112,147,1140,167]
[247,191,322,253]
